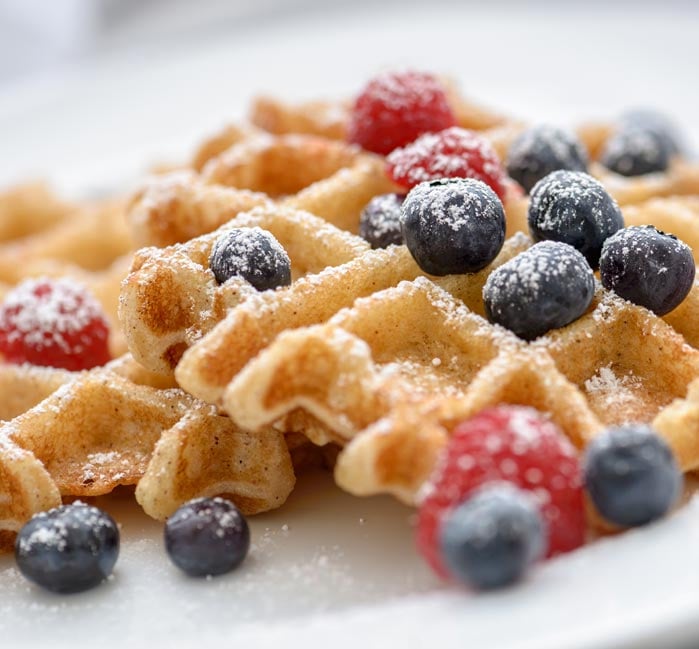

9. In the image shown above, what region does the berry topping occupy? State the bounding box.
[400,178,506,276]
[599,225,695,316]
[164,497,250,577]
[620,108,683,156]
[506,125,588,194]
[584,424,682,527]
[386,127,508,199]
[359,193,405,249]
[528,170,624,269]
[347,71,456,155]
[0,277,110,370]
[209,227,291,291]
[15,502,119,593]
[483,241,595,340]
[440,483,546,590]
[417,406,584,578]
[600,128,671,177]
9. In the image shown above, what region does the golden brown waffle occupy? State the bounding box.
[0,182,74,242]
[214,276,699,507]
[0,198,131,284]
[131,138,395,247]
[592,161,699,206]
[7,77,699,561]
[121,155,527,380]
[219,239,531,439]
[128,170,271,248]
[120,204,371,375]
[0,354,296,542]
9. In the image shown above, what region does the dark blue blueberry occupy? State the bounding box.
[440,483,546,590]
[528,170,624,269]
[506,125,588,194]
[600,225,695,316]
[620,109,683,157]
[483,241,595,341]
[209,227,291,291]
[400,178,505,276]
[15,502,119,594]
[600,128,671,177]
[359,193,405,249]
[584,425,682,527]
[165,497,250,577]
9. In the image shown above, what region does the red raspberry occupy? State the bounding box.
[386,127,508,199]
[347,71,456,155]
[0,277,111,371]
[416,405,584,578]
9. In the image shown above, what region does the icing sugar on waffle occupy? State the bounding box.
[3,74,699,560]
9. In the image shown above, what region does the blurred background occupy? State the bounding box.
[0,0,698,193]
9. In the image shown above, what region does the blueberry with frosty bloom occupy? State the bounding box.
[400,178,505,276]
[527,170,624,269]
[483,240,595,340]
[210,227,291,291]
[15,502,119,593]
[506,125,588,194]
[165,497,250,577]
[359,193,405,249]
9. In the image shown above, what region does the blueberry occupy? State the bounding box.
[600,128,671,177]
[483,241,595,340]
[600,225,695,316]
[620,109,683,157]
[528,170,624,269]
[359,193,405,249]
[584,425,682,527]
[440,483,546,590]
[209,227,291,290]
[506,125,588,194]
[400,178,505,276]
[15,502,119,594]
[164,497,250,577]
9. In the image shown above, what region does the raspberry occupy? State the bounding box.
[347,71,456,155]
[416,405,584,578]
[386,127,508,199]
[0,277,111,371]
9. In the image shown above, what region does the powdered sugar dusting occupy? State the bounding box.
[584,365,641,407]
[529,170,622,238]
[483,241,595,339]
[508,125,587,173]
[387,127,505,194]
[16,501,113,555]
[0,277,107,354]
[358,193,404,248]
[401,177,503,233]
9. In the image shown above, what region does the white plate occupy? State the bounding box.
[1,4,699,648]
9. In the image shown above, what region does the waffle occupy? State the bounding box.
[0,354,295,542]
[121,154,527,379]
[0,182,74,242]
[214,275,699,507]
[121,203,372,374]
[5,76,699,563]
[121,90,699,520]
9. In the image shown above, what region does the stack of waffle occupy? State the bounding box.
[3,81,699,554]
